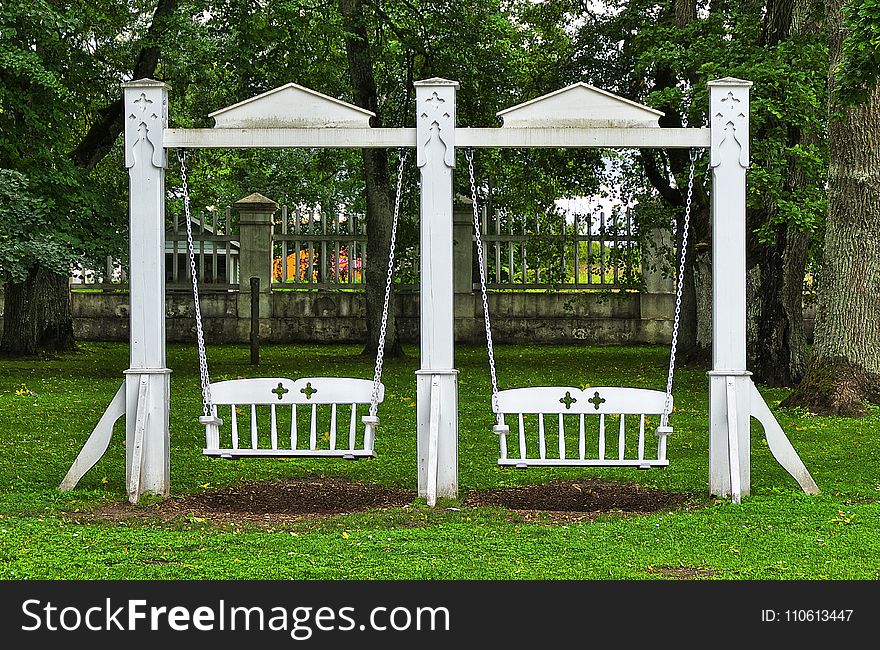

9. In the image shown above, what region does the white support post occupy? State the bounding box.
[415,78,460,501]
[123,79,172,502]
[708,77,818,498]
[708,78,753,499]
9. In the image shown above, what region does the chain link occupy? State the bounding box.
[369,150,408,417]
[660,150,700,427]
[178,150,213,418]
[466,149,501,417]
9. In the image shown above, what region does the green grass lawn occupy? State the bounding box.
[0,342,878,579]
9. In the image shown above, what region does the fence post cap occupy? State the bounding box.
[453,193,474,224]
[234,193,279,213]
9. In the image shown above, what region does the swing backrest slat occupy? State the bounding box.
[348,404,358,450]
[250,404,258,449]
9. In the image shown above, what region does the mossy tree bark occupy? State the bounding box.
[782,0,880,414]
[339,0,404,359]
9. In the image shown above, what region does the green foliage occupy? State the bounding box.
[1,342,879,578]
[836,0,880,104]
[162,0,361,212]
[0,170,74,281]
[0,0,148,271]
[583,1,829,249]
[744,36,829,243]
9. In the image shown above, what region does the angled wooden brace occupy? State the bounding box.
[60,382,126,491]
[749,381,819,494]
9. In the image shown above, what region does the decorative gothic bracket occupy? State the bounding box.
[709,78,751,169]
[123,80,168,170]
[414,79,458,169]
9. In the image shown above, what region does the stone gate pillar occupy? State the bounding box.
[235,193,277,332]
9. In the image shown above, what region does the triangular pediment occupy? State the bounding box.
[497,83,664,128]
[708,77,753,87]
[210,83,374,129]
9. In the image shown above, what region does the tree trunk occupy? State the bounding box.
[746,0,816,386]
[690,241,712,360]
[0,269,75,358]
[674,2,710,367]
[782,0,880,414]
[339,0,404,358]
[747,225,810,385]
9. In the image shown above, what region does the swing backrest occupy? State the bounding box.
[205,377,383,458]
[493,386,671,468]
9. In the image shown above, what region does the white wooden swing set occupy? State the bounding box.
[61,76,819,507]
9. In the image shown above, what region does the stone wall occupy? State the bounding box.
[0,288,816,346]
[40,289,676,345]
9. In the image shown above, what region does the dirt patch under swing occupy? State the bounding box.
[76,476,414,526]
[72,477,693,526]
[464,479,694,522]
[157,476,412,516]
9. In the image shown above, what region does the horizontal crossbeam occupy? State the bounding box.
[458,127,709,149]
[165,128,414,149]
[163,127,710,149]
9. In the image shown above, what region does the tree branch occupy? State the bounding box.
[69,0,179,170]
[640,150,682,206]
[364,0,424,55]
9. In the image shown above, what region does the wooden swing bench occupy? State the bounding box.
[201,377,383,460]
[492,386,672,469]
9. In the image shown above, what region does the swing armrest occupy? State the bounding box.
[362,415,380,427]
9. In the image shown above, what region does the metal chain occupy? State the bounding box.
[660,149,700,427]
[369,150,408,417]
[466,149,501,416]
[178,150,213,418]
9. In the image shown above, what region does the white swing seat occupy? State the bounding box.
[201,377,384,459]
[493,386,672,469]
